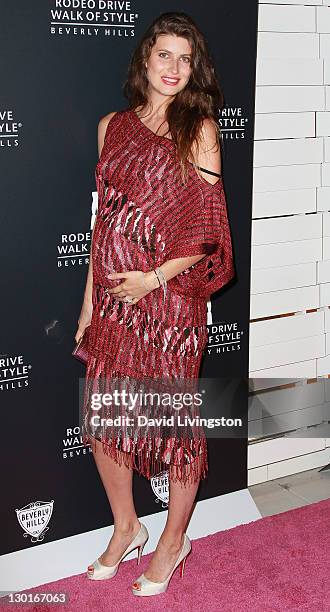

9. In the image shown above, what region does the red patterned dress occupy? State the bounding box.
[81,108,235,485]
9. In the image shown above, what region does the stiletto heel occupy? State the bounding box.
[87,522,149,581]
[137,538,147,565]
[132,533,191,596]
[179,551,189,578]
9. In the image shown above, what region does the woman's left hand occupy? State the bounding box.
[107,270,159,304]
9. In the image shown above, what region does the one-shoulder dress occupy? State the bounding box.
[81,108,235,485]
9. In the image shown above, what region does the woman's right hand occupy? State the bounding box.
[75,301,92,343]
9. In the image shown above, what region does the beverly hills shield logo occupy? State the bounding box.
[16,500,54,542]
[150,471,169,507]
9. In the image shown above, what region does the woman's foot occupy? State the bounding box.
[139,533,184,583]
[99,519,141,567]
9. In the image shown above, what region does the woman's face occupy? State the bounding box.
[145,34,192,98]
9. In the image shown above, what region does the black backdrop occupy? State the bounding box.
[0,1,258,555]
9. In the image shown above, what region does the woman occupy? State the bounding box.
[76,11,235,597]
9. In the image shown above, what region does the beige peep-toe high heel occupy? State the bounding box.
[87,522,149,581]
[131,533,191,596]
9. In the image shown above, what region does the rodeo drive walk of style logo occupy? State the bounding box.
[50,0,140,37]
[0,109,23,148]
[0,354,32,391]
[57,190,96,269]
[16,501,54,543]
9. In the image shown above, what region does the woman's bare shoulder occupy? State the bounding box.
[98,111,117,130]
[97,111,118,157]
[191,118,221,185]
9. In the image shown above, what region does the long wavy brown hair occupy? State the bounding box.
[123,12,224,183]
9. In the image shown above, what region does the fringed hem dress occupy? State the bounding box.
[81,108,235,485]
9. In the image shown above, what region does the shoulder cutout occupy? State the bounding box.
[97,111,117,158]
[192,118,221,185]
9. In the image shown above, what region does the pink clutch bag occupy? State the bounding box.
[72,326,90,366]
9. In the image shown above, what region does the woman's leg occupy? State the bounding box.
[91,438,141,566]
[137,473,200,582]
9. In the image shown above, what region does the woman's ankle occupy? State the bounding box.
[113,517,140,536]
[157,530,184,551]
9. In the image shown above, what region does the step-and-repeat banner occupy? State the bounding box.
[1,1,258,554]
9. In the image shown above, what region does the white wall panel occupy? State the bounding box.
[254,164,320,192]
[257,32,319,58]
[267,447,330,479]
[248,437,325,469]
[316,6,330,32]
[256,86,325,113]
[250,285,319,319]
[321,162,330,185]
[250,311,324,347]
[325,138,330,161]
[249,405,324,439]
[324,306,330,330]
[249,334,325,371]
[317,353,330,374]
[253,188,316,218]
[252,239,322,269]
[323,210,330,234]
[318,259,330,282]
[249,376,325,418]
[257,59,323,85]
[252,213,321,244]
[252,262,316,293]
[322,238,330,259]
[248,466,268,487]
[321,34,330,57]
[254,112,315,141]
[317,112,330,136]
[253,138,323,167]
[258,5,316,32]
[320,281,330,304]
[325,331,330,353]
[249,359,317,379]
[317,186,330,210]
[325,62,330,85]
[326,86,330,109]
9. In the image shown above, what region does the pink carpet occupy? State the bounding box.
[3,498,329,611]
